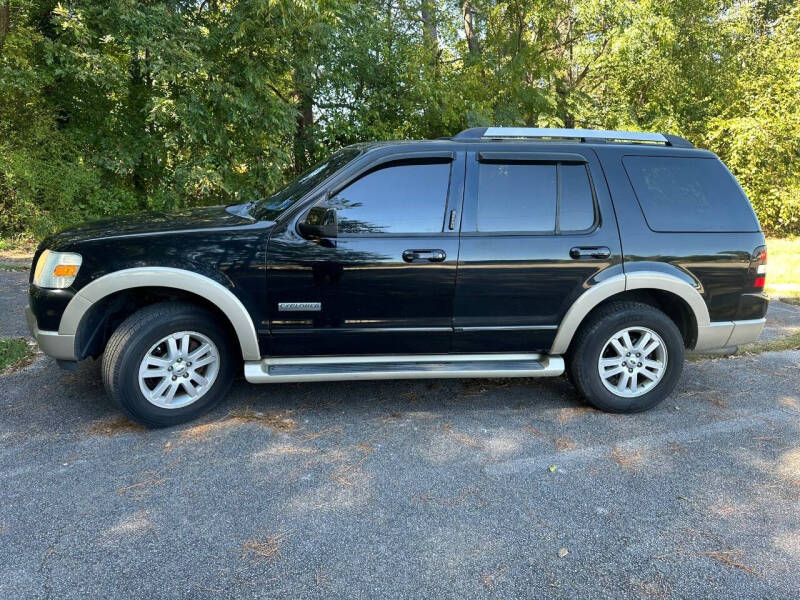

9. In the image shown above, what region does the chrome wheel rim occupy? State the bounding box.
[137,331,220,409]
[598,326,667,398]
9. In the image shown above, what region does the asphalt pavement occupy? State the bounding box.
[2,268,800,599]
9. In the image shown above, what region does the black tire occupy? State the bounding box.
[567,301,684,413]
[102,302,236,427]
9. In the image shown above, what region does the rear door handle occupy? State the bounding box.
[403,249,447,263]
[569,246,611,260]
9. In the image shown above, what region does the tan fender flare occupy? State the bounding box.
[549,271,709,355]
[60,267,261,361]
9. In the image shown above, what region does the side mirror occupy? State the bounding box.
[298,206,338,239]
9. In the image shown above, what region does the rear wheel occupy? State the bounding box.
[568,301,684,413]
[102,303,236,427]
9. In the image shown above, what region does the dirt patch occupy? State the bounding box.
[179,409,298,442]
[553,436,577,452]
[0,243,35,260]
[227,407,298,431]
[85,416,146,437]
[555,405,594,423]
[779,397,800,410]
[242,531,289,560]
[608,445,643,469]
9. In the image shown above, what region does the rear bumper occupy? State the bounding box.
[694,318,766,351]
[25,305,77,360]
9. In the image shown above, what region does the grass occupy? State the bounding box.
[766,237,800,298]
[0,338,36,373]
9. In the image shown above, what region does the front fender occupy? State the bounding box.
[59,267,261,361]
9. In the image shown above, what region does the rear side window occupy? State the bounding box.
[622,156,759,232]
[325,160,451,234]
[476,162,595,233]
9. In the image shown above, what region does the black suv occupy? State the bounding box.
[26,127,768,427]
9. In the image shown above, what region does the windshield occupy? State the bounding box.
[254,148,361,220]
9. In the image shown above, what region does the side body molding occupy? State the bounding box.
[60,267,261,361]
[549,271,710,355]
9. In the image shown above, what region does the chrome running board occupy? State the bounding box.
[244,353,565,384]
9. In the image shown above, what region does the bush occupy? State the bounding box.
[0,141,142,239]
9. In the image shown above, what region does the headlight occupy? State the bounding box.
[33,250,83,289]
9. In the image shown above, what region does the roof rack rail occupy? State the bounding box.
[451,127,694,148]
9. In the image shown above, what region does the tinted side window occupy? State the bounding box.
[325,161,451,234]
[559,164,595,232]
[475,162,596,233]
[477,163,557,232]
[622,156,760,232]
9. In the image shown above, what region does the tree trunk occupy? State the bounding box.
[556,80,575,128]
[293,88,314,174]
[462,1,478,56]
[0,1,10,55]
[421,0,438,60]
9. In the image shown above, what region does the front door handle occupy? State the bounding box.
[569,246,611,260]
[402,249,447,263]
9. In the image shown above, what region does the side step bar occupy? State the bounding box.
[243,353,565,384]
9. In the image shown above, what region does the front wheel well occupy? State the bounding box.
[74,287,241,361]
[569,289,697,353]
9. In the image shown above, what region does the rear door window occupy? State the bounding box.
[622,156,759,232]
[475,161,596,233]
[477,163,557,232]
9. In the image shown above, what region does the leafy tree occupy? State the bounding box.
[1,0,798,238]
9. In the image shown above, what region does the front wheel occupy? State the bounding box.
[568,301,684,413]
[102,302,236,427]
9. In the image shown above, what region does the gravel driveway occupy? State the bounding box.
[2,269,800,599]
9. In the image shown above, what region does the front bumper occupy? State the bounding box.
[25,306,77,360]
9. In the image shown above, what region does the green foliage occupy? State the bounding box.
[1,0,798,238]
[706,3,800,235]
[0,337,34,372]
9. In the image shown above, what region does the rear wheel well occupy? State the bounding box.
[75,287,241,361]
[569,289,697,353]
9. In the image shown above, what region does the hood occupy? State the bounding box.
[46,204,271,249]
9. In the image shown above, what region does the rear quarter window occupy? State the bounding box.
[622,156,760,232]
